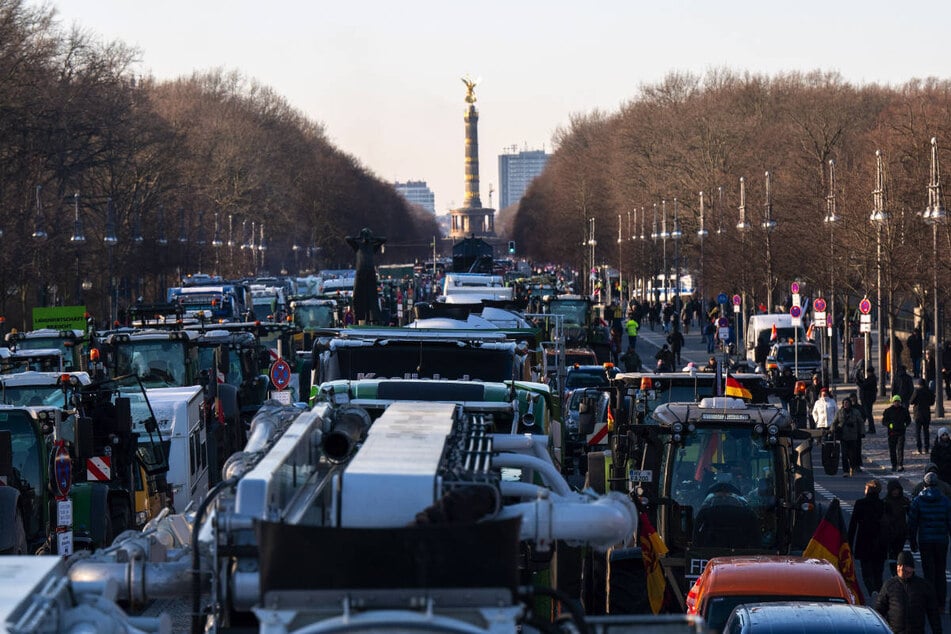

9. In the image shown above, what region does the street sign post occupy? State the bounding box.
[269,358,291,391]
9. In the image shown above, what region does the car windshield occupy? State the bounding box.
[707,595,847,633]
[16,338,82,371]
[565,370,609,390]
[637,376,770,418]
[115,341,186,387]
[662,427,779,551]
[0,385,64,407]
[295,304,335,329]
[775,346,821,363]
[546,300,588,325]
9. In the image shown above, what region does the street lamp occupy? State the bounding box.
[104,197,118,324]
[651,203,659,301]
[671,197,683,310]
[825,159,841,381]
[870,150,889,397]
[70,192,86,305]
[661,200,670,302]
[587,217,596,299]
[737,177,752,342]
[924,136,946,417]
[762,171,778,313]
[698,191,709,306]
[617,213,623,306]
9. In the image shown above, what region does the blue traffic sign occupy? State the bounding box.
[717,293,729,305]
[859,298,872,315]
[269,358,291,391]
[813,297,827,312]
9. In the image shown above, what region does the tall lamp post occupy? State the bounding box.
[660,200,670,302]
[671,198,683,310]
[870,151,889,397]
[737,177,752,348]
[104,198,118,324]
[617,213,623,306]
[762,172,778,312]
[650,204,659,301]
[587,217,596,299]
[824,159,841,380]
[924,137,946,417]
[698,191,709,307]
[70,192,85,305]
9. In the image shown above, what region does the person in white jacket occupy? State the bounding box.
[812,388,837,431]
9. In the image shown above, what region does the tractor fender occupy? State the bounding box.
[0,486,21,552]
[72,482,111,547]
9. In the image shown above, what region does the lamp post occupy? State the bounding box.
[211,211,223,275]
[650,204,659,302]
[698,191,709,307]
[104,197,118,324]
[924,137,946,417]
[617,213,623,306]
[660,200,670,302]
[870,151,889,397]
[587,217,597,299]
[737,177,752,347]
[70,192,86,305]
[824,159,841,381]
[671,198,683,311]
[639,206,647,300]
[762,171,778,313]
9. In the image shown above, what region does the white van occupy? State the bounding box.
[745,314,805,363]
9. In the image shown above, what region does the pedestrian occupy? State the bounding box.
[851,394,866,469]
[893,365,915,407]
[874,550,942,634]
[883,479,911,575]
[624,313,639,351]
[911,464,951,501]
[909,378,935,455]
[908,471,951,613]
[620,346,642,373]
[788,381,809,429]
[834,396,864,477]
[805,373,824,427]
[849,479,887,598]
[884,395,912,472]
[704,319,716,354]
[924,348,936,391]
[667,327,685,367]
[654,344,674,373]
[932,428,951,486]
[908,329,924,379]
[811,387,837,433]
[942,341,951,400]
[860,367,879,434]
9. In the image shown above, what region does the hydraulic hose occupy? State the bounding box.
[190,476,238,634]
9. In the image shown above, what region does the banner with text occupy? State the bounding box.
[32,306,87,331]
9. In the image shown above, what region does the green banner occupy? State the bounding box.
[32,306,87,331]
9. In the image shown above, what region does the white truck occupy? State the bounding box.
[745,313,806,365]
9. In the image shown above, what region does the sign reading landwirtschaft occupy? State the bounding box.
[32,306,87,331]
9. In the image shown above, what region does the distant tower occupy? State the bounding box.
[450,76,496,240]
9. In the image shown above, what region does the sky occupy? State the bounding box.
[42,1,951,216]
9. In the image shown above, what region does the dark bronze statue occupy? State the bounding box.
[346,228,386,324]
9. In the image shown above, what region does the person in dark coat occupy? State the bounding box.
[908,329,924,379]
[804,372,823,428]
[875,550,942,634]
[893,365,915,408]
[911,464,951,501]
[942,341,951,400]
[654,344,674,373]
[908,471,951,613]
[787,381,809,429]
[833,397,864,477]
[849,479,886,597]
[884,478,911,575]
[884,395,912,472]
[931,427,951,487]
[909,378,935,454]
[667,327,685,366]
[859,367,879,434]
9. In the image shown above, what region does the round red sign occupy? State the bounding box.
[859,298,872,315]
[813,298,827,312]
[269,358,292,391]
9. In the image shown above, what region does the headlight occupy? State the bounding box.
[767,424,779,436]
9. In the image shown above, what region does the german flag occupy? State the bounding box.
[770,323,778,341]
[725,374,752,400]
[802,498,864,604]
[639,512,669,614]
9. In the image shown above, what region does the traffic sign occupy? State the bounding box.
[813,297,827,312]
[269,358,292,391]
[732,294,742,306]
[52,441,71,500]
[717,293,729,305]
[718,317,729,327]
[790,305,802,318]
[859,298,872,315]
[790,282,800,294]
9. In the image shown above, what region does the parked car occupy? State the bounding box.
[685,556,856,634]
[724,602,891,634]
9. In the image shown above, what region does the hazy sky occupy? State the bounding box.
[43,1,951,215]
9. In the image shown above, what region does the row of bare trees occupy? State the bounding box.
[0,0,438,327]
[514,70,951,342]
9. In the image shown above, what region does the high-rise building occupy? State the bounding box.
[394,180,436,214]
[498,149,550,209]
